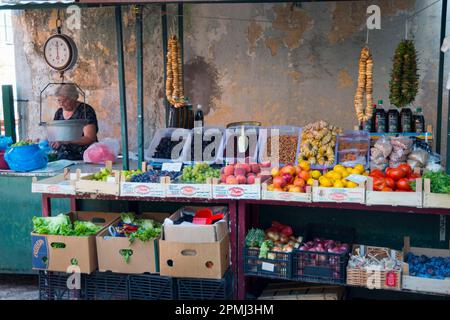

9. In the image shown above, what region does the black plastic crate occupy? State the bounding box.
[177,269,234,300]
[85,271,129,300]
[292,223,354,285]
[39,271,85,300]
[244,247,292,280]
[128,274,176,300]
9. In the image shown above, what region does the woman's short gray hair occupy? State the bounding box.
[54,84,79,100]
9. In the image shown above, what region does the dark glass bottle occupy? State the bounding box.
[387,108,400,133]
[363,104,376,132]
[186,104,194,129]
[374,100,387,133]
[413,107,425,133]
[194,104,204,127]
[400,107,413,133]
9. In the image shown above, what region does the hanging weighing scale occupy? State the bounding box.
[39,12,87,142]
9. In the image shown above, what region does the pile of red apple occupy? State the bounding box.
[220,162,271,185]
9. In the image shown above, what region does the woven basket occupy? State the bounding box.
[346,245,403,290]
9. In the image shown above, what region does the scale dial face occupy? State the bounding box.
[44,34,77,71]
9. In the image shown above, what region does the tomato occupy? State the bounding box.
[398,164,412,177]
[396,178,412,192]
[373,176,386,191]
[384,177,395,189]
[385,167,393,177]
[382,187,393,192]
[387,168,406,181]
[369,169,385,178]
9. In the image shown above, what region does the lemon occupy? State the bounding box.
[307,178,315,186]
[311,170,321,180]
[325,171,335,179]
[363,171,369,176]
[341,171,349,179]
[319,177,333,188]
[354,164,365,174]
[346,181,359,188]
[333,165,346,174]
[347,167,353,173]
[299,160,310,172]
[350,168,361,175]
[333,180,345,188]
[331,171,342,180]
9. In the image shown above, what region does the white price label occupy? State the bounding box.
[261,262,275,272]
[162,162,183,172]
[346,174,367,185]
[106,176,116,183]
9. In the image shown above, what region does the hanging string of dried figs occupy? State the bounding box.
[166,35,186,108]
[354,47,374,123]
[389,39,419,108]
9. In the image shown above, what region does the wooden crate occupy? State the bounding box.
[261,180,312,203]
[32,169,76,195]
[166,178,213,199]
[258,282,345,300]
[120,163,167,198]
[212,178,261,200]
[75,161,121,196]
[366,177,423,208]
[312,180,365,204]
[346,244,403,290]
[423,179,450,209]
[402,237,450,295]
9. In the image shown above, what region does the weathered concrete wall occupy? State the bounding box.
[12,1,445,156]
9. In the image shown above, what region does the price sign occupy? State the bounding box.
[162,162,183,172]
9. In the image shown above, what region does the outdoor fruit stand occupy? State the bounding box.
[1,0,450,302]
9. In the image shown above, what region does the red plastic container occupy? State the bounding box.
[0,150,9,170]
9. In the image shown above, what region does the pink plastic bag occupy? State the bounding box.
[83,138,120,164]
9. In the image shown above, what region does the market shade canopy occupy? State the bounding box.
[0,0,75,9]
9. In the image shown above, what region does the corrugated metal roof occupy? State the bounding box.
[0,1,75,9]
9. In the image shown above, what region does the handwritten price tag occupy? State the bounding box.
[162,162,183,172]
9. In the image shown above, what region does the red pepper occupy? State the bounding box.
[280,226,293,237]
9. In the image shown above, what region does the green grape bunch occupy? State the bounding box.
[181,163,221,183]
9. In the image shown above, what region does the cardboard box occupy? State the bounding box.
[159,233,230,279]
[31,169,76,195]
[163,206,229,243]
[31,211,120,274]
[402,236,450,295]
[96,212,169,274]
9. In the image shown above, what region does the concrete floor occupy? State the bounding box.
[0,275,39,300]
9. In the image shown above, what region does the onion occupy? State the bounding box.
[266,231,280,242]
[280,234,289,244]
[299,246,307,251]
[306,241,314,247]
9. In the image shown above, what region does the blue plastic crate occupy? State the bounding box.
[85,271,129,300]
[177,269,234,300]
[128,274,176,300]
[39,271,85,300]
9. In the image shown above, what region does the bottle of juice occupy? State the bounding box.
[400,107,413,133]
[413,107,425,133]
[374,100,387,133]
[387,107,400,133]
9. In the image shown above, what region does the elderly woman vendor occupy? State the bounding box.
[50,85,99,160]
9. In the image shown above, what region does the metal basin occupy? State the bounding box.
[45,119,87,142]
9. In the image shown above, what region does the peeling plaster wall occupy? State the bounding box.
[12,1,445,156]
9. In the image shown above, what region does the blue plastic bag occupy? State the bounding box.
[0,136,12,150]
[4,144,48,172]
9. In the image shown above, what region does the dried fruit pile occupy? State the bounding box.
[354,47,374,123]
[166,35,186,108]
[298,121,342,167]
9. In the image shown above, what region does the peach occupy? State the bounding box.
[220,174,227,183]
[234,168,246,177]
[226,175,238,185]
[271,167,280,177]
[281,165,296,176]
[251,164,261,174]
[247,175,256,185]
[236,175,247,184]
[223,165,235,176]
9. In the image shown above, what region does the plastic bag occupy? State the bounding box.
[83,138,120,164]
[4,144,48,172]
[408,149,429,167]
[373,137,392,158]
[0,136,12,150]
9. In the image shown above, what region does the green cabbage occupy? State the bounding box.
[32,214,72,235]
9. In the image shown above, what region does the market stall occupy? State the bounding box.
[1,0,450,301]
